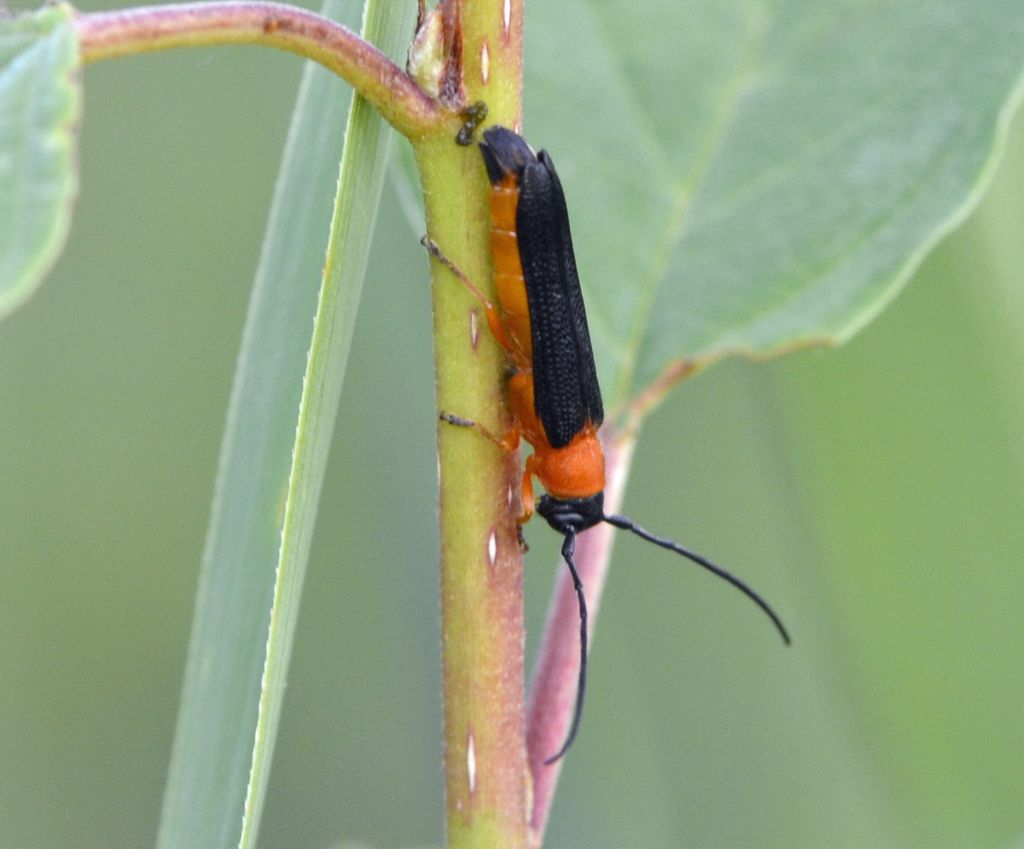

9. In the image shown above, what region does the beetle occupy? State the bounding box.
[426,126,789,763]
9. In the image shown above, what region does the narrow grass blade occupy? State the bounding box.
[155,0,412,845]
[236,0,417,845]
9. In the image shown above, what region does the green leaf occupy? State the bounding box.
[525,0,1024,404]
[0,4,79,319]
[156,0,415,845]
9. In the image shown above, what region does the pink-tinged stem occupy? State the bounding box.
[74,1,443,138]
[525,429,635,846]
[424,0,527,844]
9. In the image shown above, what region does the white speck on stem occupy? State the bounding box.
[480,41,489,84]
[470,309,480,349]
[487,530,498,566]
[467,733,477,793]
[502,0,511,35]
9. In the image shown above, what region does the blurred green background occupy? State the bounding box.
[2,2,1023,848]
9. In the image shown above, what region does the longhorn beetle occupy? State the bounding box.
[425,126,790,764]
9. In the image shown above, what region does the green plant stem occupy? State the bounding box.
[411,0,526,846]
[417,128,527,846]
[73,0,441,138]
[415,131,528,847]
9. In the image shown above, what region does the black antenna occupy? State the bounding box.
[544,513,791,765]
[603,514,791,645]
[545,528,588,765]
